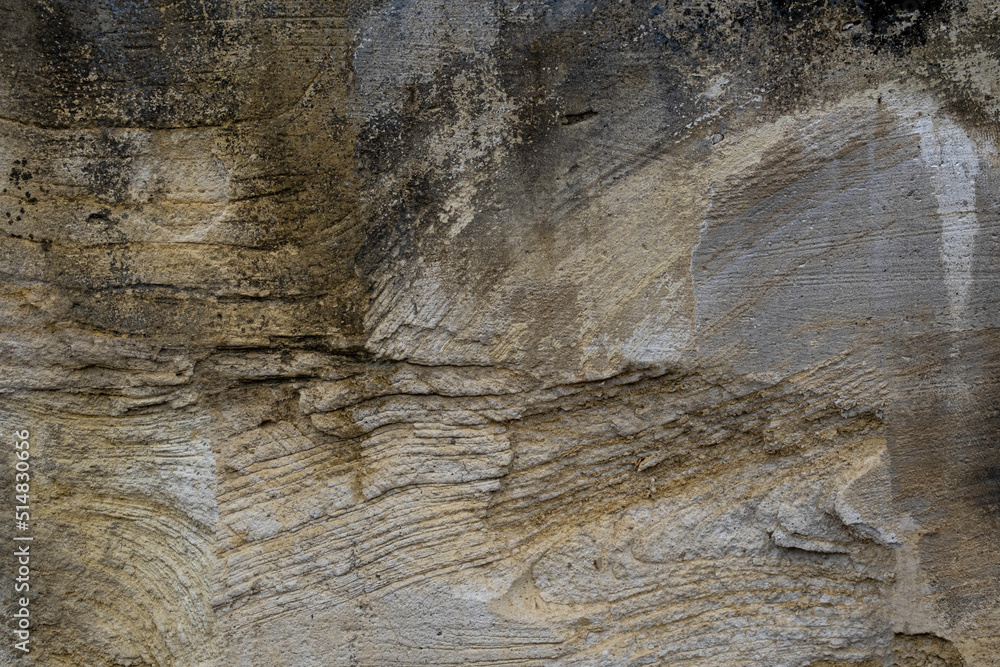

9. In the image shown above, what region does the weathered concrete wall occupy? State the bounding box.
[0,0,997,665]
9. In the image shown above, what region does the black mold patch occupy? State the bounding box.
[858,0,957,52]
[8,159,33,188]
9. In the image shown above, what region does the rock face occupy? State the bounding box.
[0,0,997,665]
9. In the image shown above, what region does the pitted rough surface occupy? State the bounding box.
[0,0,998,665]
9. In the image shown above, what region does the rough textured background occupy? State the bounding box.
[0,0,998,665]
